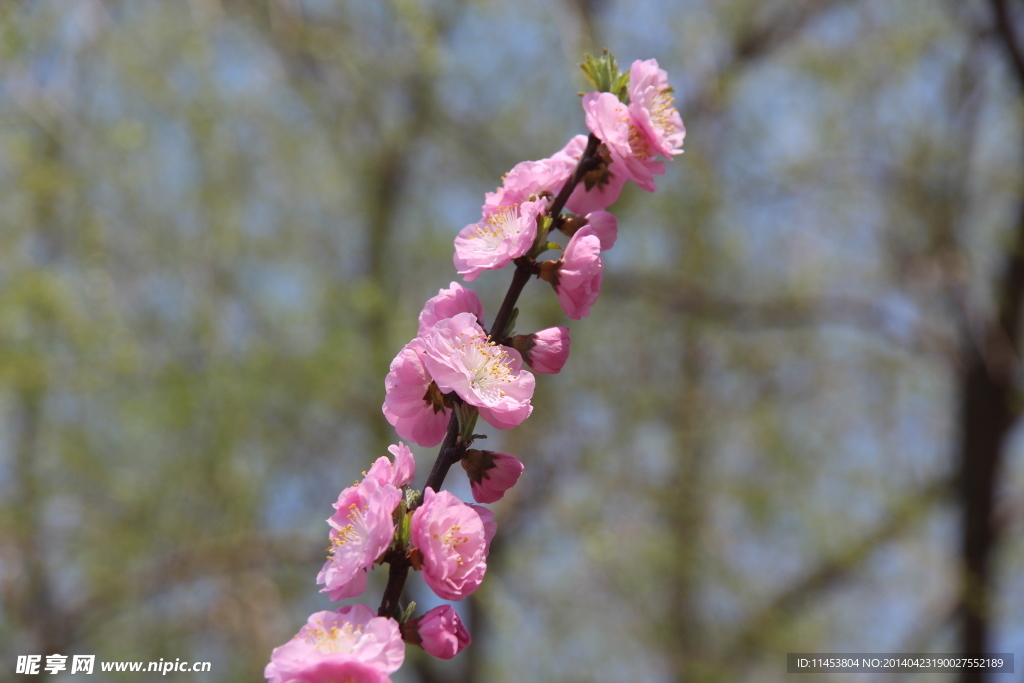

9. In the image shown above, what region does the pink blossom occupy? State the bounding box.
[466,503,497,578]
[383,337,450,448]
[580,60,683,194]
[281,661,390,683]
[418,282,485,338]
[558,134,629,215]
[410,605,471,660]
[544,227,602,320]
[265,605,404,682]
[461,449,525,504]
[627,59,686,161]
[454,200,545,281]
[484,155,575,211]
[583,92,666,192]
[410,488,491,601]
[365,442,415,489]
[469,504,497,549]
[512,326,571,374]
[421,312,535,430]
[317,478,401,601]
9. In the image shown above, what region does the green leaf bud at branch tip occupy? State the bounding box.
[580,49,630,102]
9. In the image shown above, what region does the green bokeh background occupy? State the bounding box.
[1,2,1022,682]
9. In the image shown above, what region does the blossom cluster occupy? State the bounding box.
[266,54,684,682]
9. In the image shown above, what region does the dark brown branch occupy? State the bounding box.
[955,5,1024,675]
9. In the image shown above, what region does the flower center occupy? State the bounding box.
[460,333,515,401]
[328,503,369,554]
[307,621,364,654]
[628,123,657,160]
[650,89,679,135]
[470,205,520,251]
[433,524,470,565]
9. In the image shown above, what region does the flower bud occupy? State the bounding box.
[511,327,570,375]
[462,449,524,504]
[405,605,471,660]
[553,227,602,320]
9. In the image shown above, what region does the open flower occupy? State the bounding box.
[454,200,546,281]
[469,503,497,550]
[484,153,575,211]
[418,282,486,338]
[280,661,390,683]
[461,449,525,504]
[265,605,404,683]
[383,337,451,448]
[421,312,535,430]
[582,92,666,192]
[405,605,471,660]
[581,60,683,193]
[410,488,492,601]
[627,58,686,161]
[541,227,603,320]
[365,442,415,489]
[317,478,402,601]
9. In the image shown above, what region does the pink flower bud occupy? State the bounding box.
[550,227,602,320]
[462,449,524,504]
[512,326,570,374]
[583,211,617,251]
[411,605,471,659]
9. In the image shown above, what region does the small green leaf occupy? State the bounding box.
[400,601,417,623]
[396,499,411,545]
[612,71,631,103]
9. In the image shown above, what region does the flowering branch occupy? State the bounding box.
[376,133,606,621]
[265,51,685,683]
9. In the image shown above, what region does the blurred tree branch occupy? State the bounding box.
[722,476,954,664]
[953,3,1024,676]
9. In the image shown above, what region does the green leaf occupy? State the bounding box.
[580,49,624,95]
[400,601,417,624]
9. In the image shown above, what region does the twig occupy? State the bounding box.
[376,133,605,618]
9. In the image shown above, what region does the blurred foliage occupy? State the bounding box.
[1,1,1023,682]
